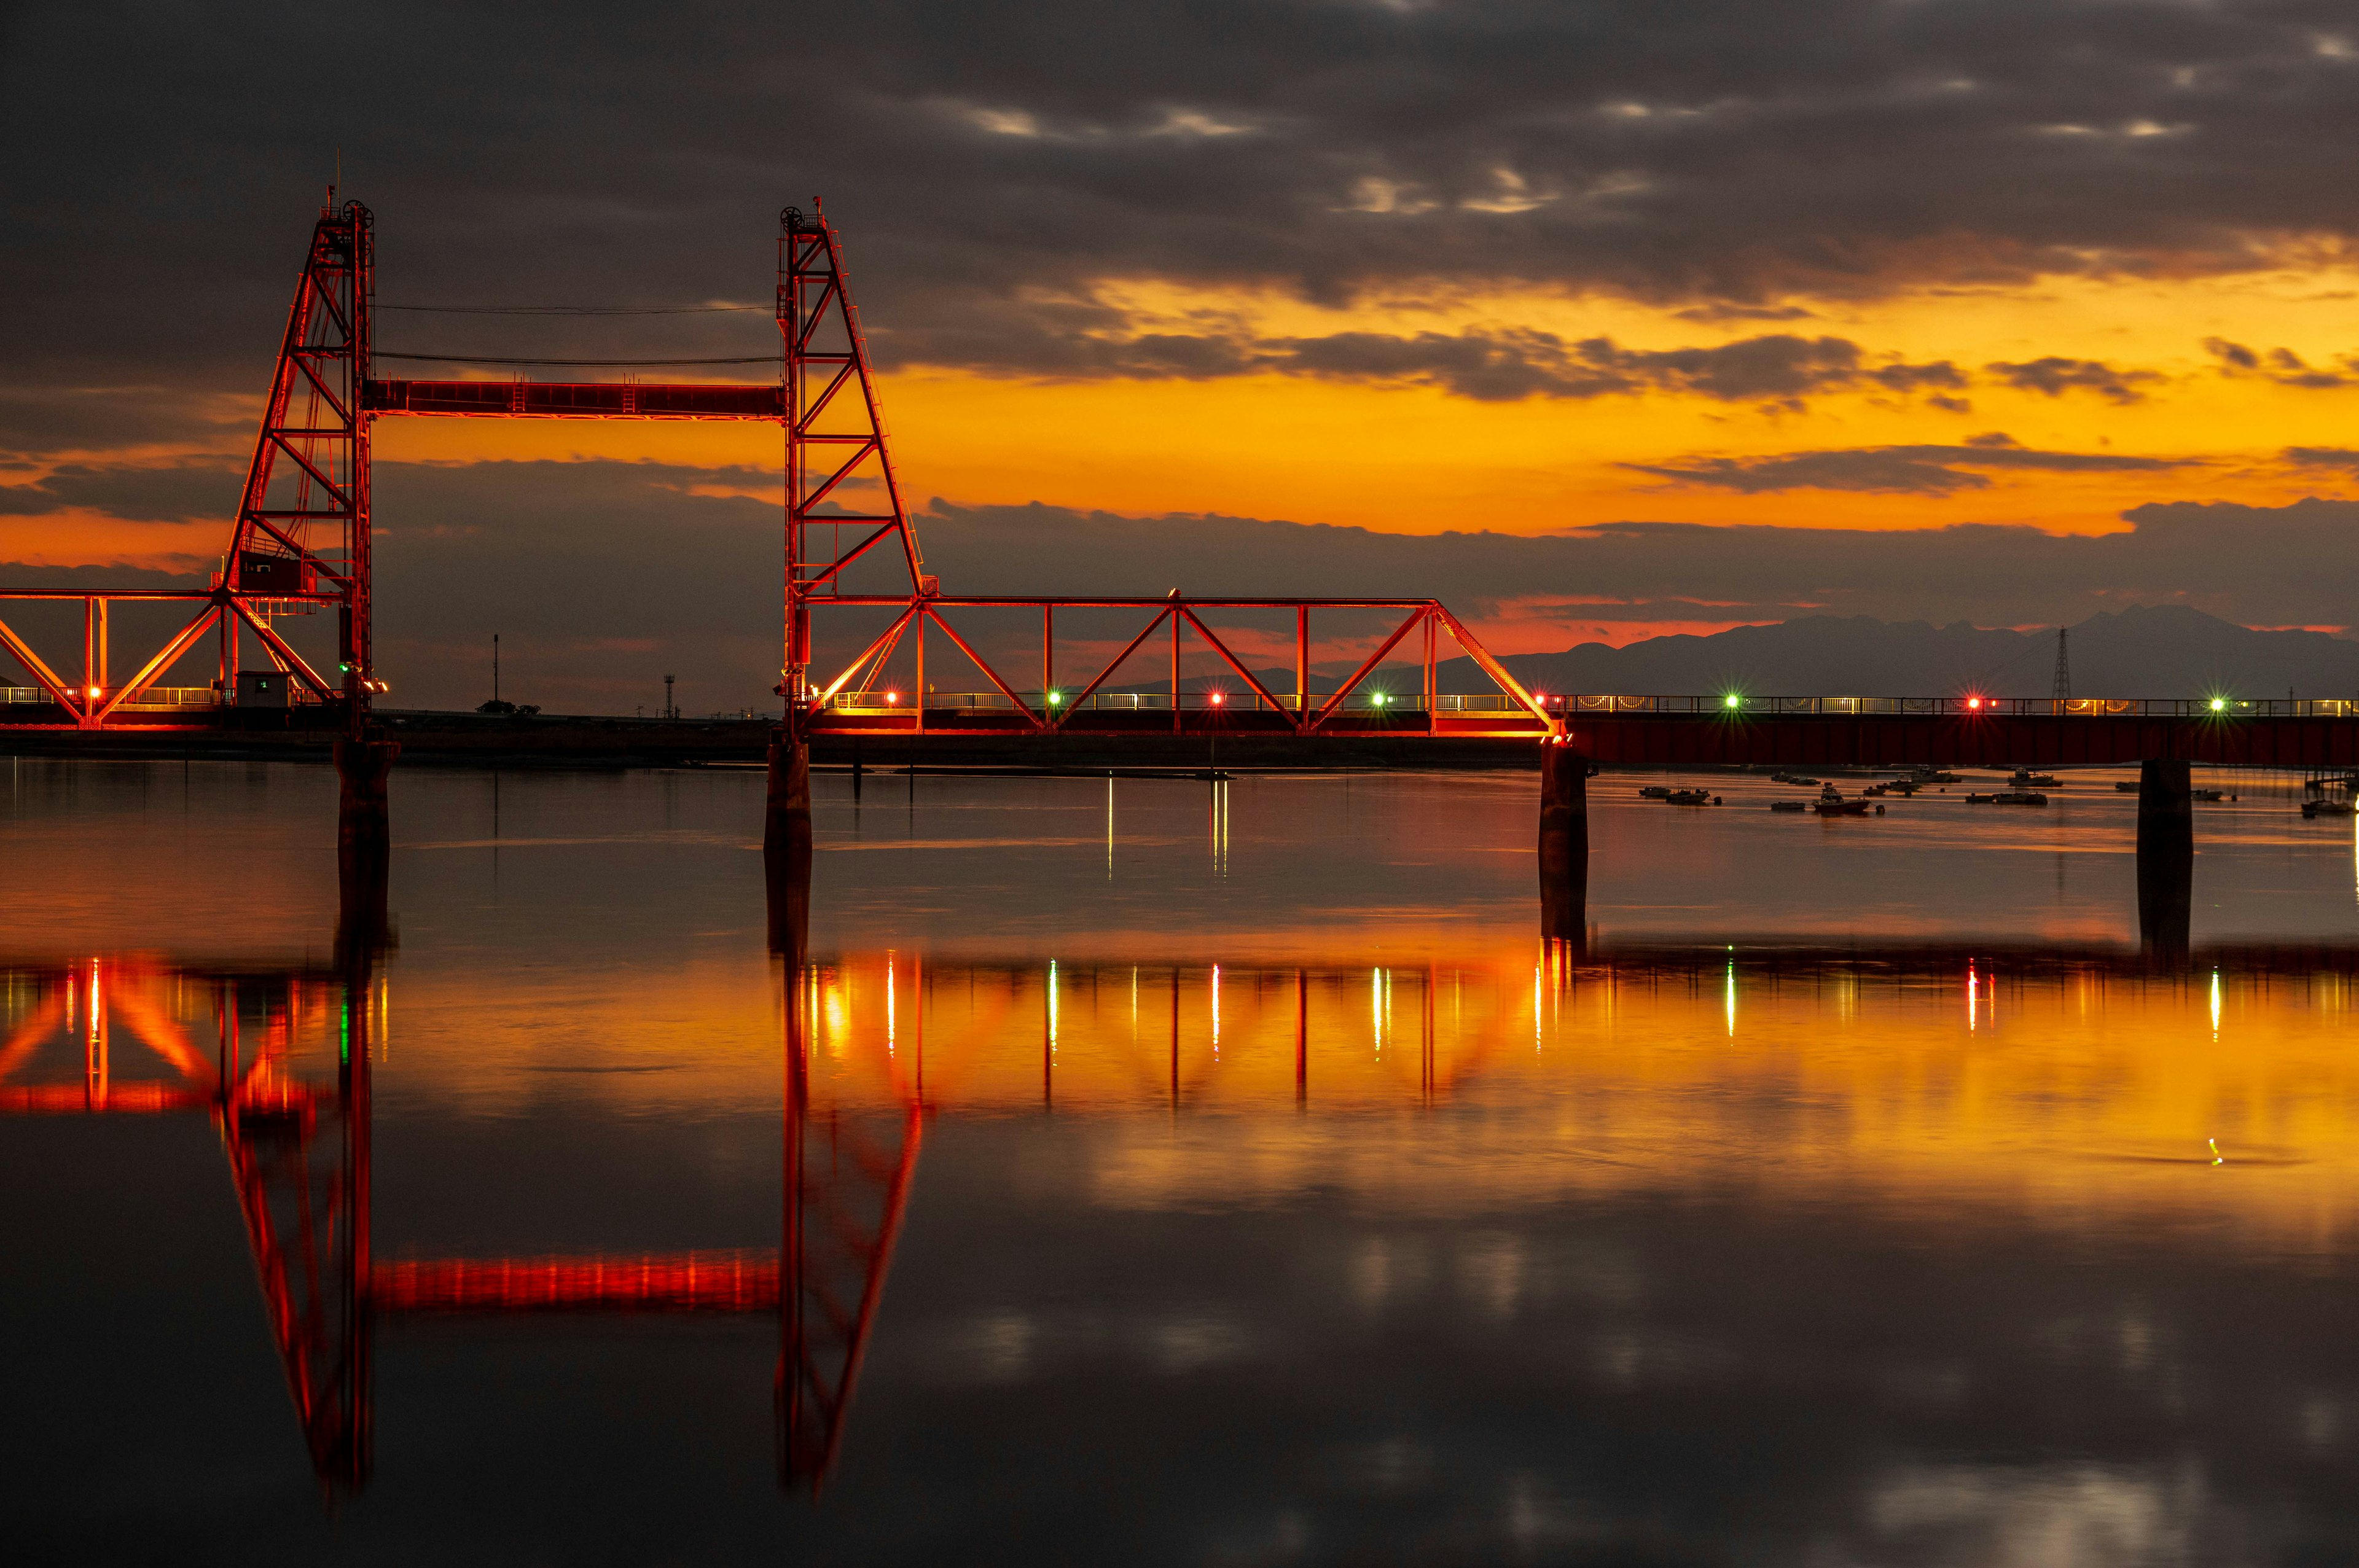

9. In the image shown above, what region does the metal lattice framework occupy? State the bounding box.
[0,200,379,732]
[0,197,1552,739]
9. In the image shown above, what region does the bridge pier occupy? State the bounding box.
[334,730,397,961]
[2135,758,2194,958]
[765,723,812,964]
[1539,739,1589,949]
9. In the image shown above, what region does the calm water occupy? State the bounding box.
[4,758,2358,1563]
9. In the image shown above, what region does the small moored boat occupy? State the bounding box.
[2302,798,2355,818]
[1967,790,2048,805]
[1770,800,1807,813]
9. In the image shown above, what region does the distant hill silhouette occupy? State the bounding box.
[1430,606,2359,701]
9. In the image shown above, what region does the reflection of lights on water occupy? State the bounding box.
[2209,1136,2224,1166]
[886,956,897,1053]
[1129,965,1138,1033]
[2210,969,2221,1039]
[1724,956,1735,1038]
[1967,962,1978,1031]
[1533,964,1543,1052]
[1107,776,1115,879]
[1210,964,1219,1055]
[1048,959,1059,1056]
[1372,967,1382,1053]
[820,975,845,1047]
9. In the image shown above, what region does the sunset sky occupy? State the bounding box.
[7,1,2359,709]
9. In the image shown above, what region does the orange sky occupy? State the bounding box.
[340,262,2359,540]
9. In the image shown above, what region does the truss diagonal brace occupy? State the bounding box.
[921,607,1041,729]
[0,610,82,714]
[229,599,338,699]
[1051,609,1173,729]
[1431,605,1552,729]
[1312,607,1426,729]
[810,604,919,709]
[1179,610,1300,731]
[89,603,223,726]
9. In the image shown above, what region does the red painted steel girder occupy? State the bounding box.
[362,379,783,419]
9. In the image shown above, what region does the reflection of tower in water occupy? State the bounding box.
[0,946,920,1500]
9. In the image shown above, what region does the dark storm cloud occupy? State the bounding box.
[1984,356,2162,403]
[1625,439,2181,494]
[2202,337,2359,388]
[0,461,239,523]
[6,1,2359,404]
[894,319,1971,404]
[1261,330,1962,404]
[2284,445,2359,471]
[0,388,253,461]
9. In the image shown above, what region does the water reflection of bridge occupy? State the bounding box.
[0,953,916,1496]
[12,940,2359,1498]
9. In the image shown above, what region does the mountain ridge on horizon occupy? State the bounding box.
[1433,605,2359,701]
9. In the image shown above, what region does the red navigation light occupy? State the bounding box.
[1967,696,1983,710]
[885,691,900,705]
[1208,691,1226,706]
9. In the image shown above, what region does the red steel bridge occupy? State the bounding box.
[8,195,2353,770]
[0,195,1551,746]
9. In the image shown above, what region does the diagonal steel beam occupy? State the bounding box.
[1431,606,1551,727]
[797,523,898,591]
[91,603,221,725]
[229,599,338,698]
[921,607,1041,729]
[810,603,918,709]
[1050,608,1172,730]
[1180,609,1301,731]
[1311,607,1425,730]
[0,609,82,714]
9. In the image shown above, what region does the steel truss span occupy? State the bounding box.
[0,197,1549,741]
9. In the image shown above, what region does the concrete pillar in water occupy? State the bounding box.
[2135,757,2194,958]
[765,722,812,964]
[1538,739,1589,949]
[334,729,399,964]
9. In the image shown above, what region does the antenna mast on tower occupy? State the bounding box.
[2051,627,2072,701]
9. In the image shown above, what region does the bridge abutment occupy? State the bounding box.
[2135,758,2194,956]
[1539,740,1589,947]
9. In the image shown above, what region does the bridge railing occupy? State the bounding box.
[818,690,1539,716]
[815,689,2359,720]
[4,684,235,711]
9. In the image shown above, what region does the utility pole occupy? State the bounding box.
[664,674,677,721]
[493,634,500,705]
[2051,627,2071,701]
